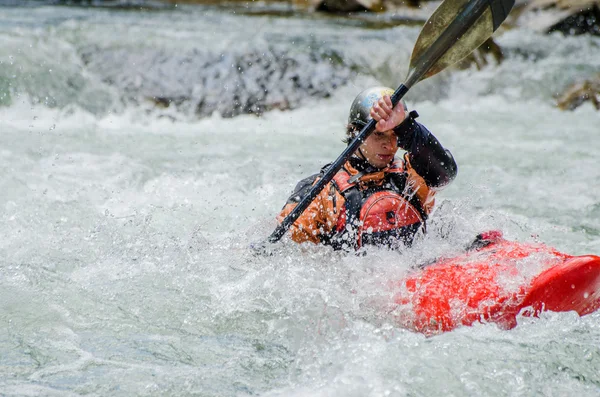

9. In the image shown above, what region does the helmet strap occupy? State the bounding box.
[357,147,367,161]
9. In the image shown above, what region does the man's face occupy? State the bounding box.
[358,129,398,169]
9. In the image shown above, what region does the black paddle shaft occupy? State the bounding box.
[268,0,514,244]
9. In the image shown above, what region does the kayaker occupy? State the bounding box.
[277,87,457,250]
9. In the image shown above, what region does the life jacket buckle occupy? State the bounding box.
[348,172,364,185]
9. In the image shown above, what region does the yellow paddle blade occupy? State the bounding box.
[408,0,514,84]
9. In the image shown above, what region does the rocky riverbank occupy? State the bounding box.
[4,0,599,115]
[166,0,600,112]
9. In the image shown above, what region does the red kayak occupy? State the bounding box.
[392,231,600,335]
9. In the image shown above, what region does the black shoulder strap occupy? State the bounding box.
[343,187,363,235]
[284,173,320,205]
[323,173,363,250]
[324,185,362,251]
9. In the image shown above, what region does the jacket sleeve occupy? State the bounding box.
[276,179,344,244]
[394,111,458,188]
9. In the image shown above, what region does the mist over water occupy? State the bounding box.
[1,3,600,396]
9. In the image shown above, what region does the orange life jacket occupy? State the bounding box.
[325,161,427,249]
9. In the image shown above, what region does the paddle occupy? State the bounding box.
[267,0,515,244]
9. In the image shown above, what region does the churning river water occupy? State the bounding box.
[1,2,600,396]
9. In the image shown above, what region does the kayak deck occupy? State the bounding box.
[391,236,600,335]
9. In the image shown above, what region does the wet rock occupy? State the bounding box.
[294,0,384,13]
[295,0,440,14]
[556,74,600,110]
[521,0,600,35]
[548,1,600,35]
[80,45,353,119]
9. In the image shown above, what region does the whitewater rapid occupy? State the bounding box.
[1,3,600,396]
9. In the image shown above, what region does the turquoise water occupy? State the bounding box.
[1,3,600,396]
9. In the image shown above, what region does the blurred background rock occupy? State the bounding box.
[9,0,599,111]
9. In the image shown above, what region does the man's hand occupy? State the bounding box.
[370,95,407,132]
